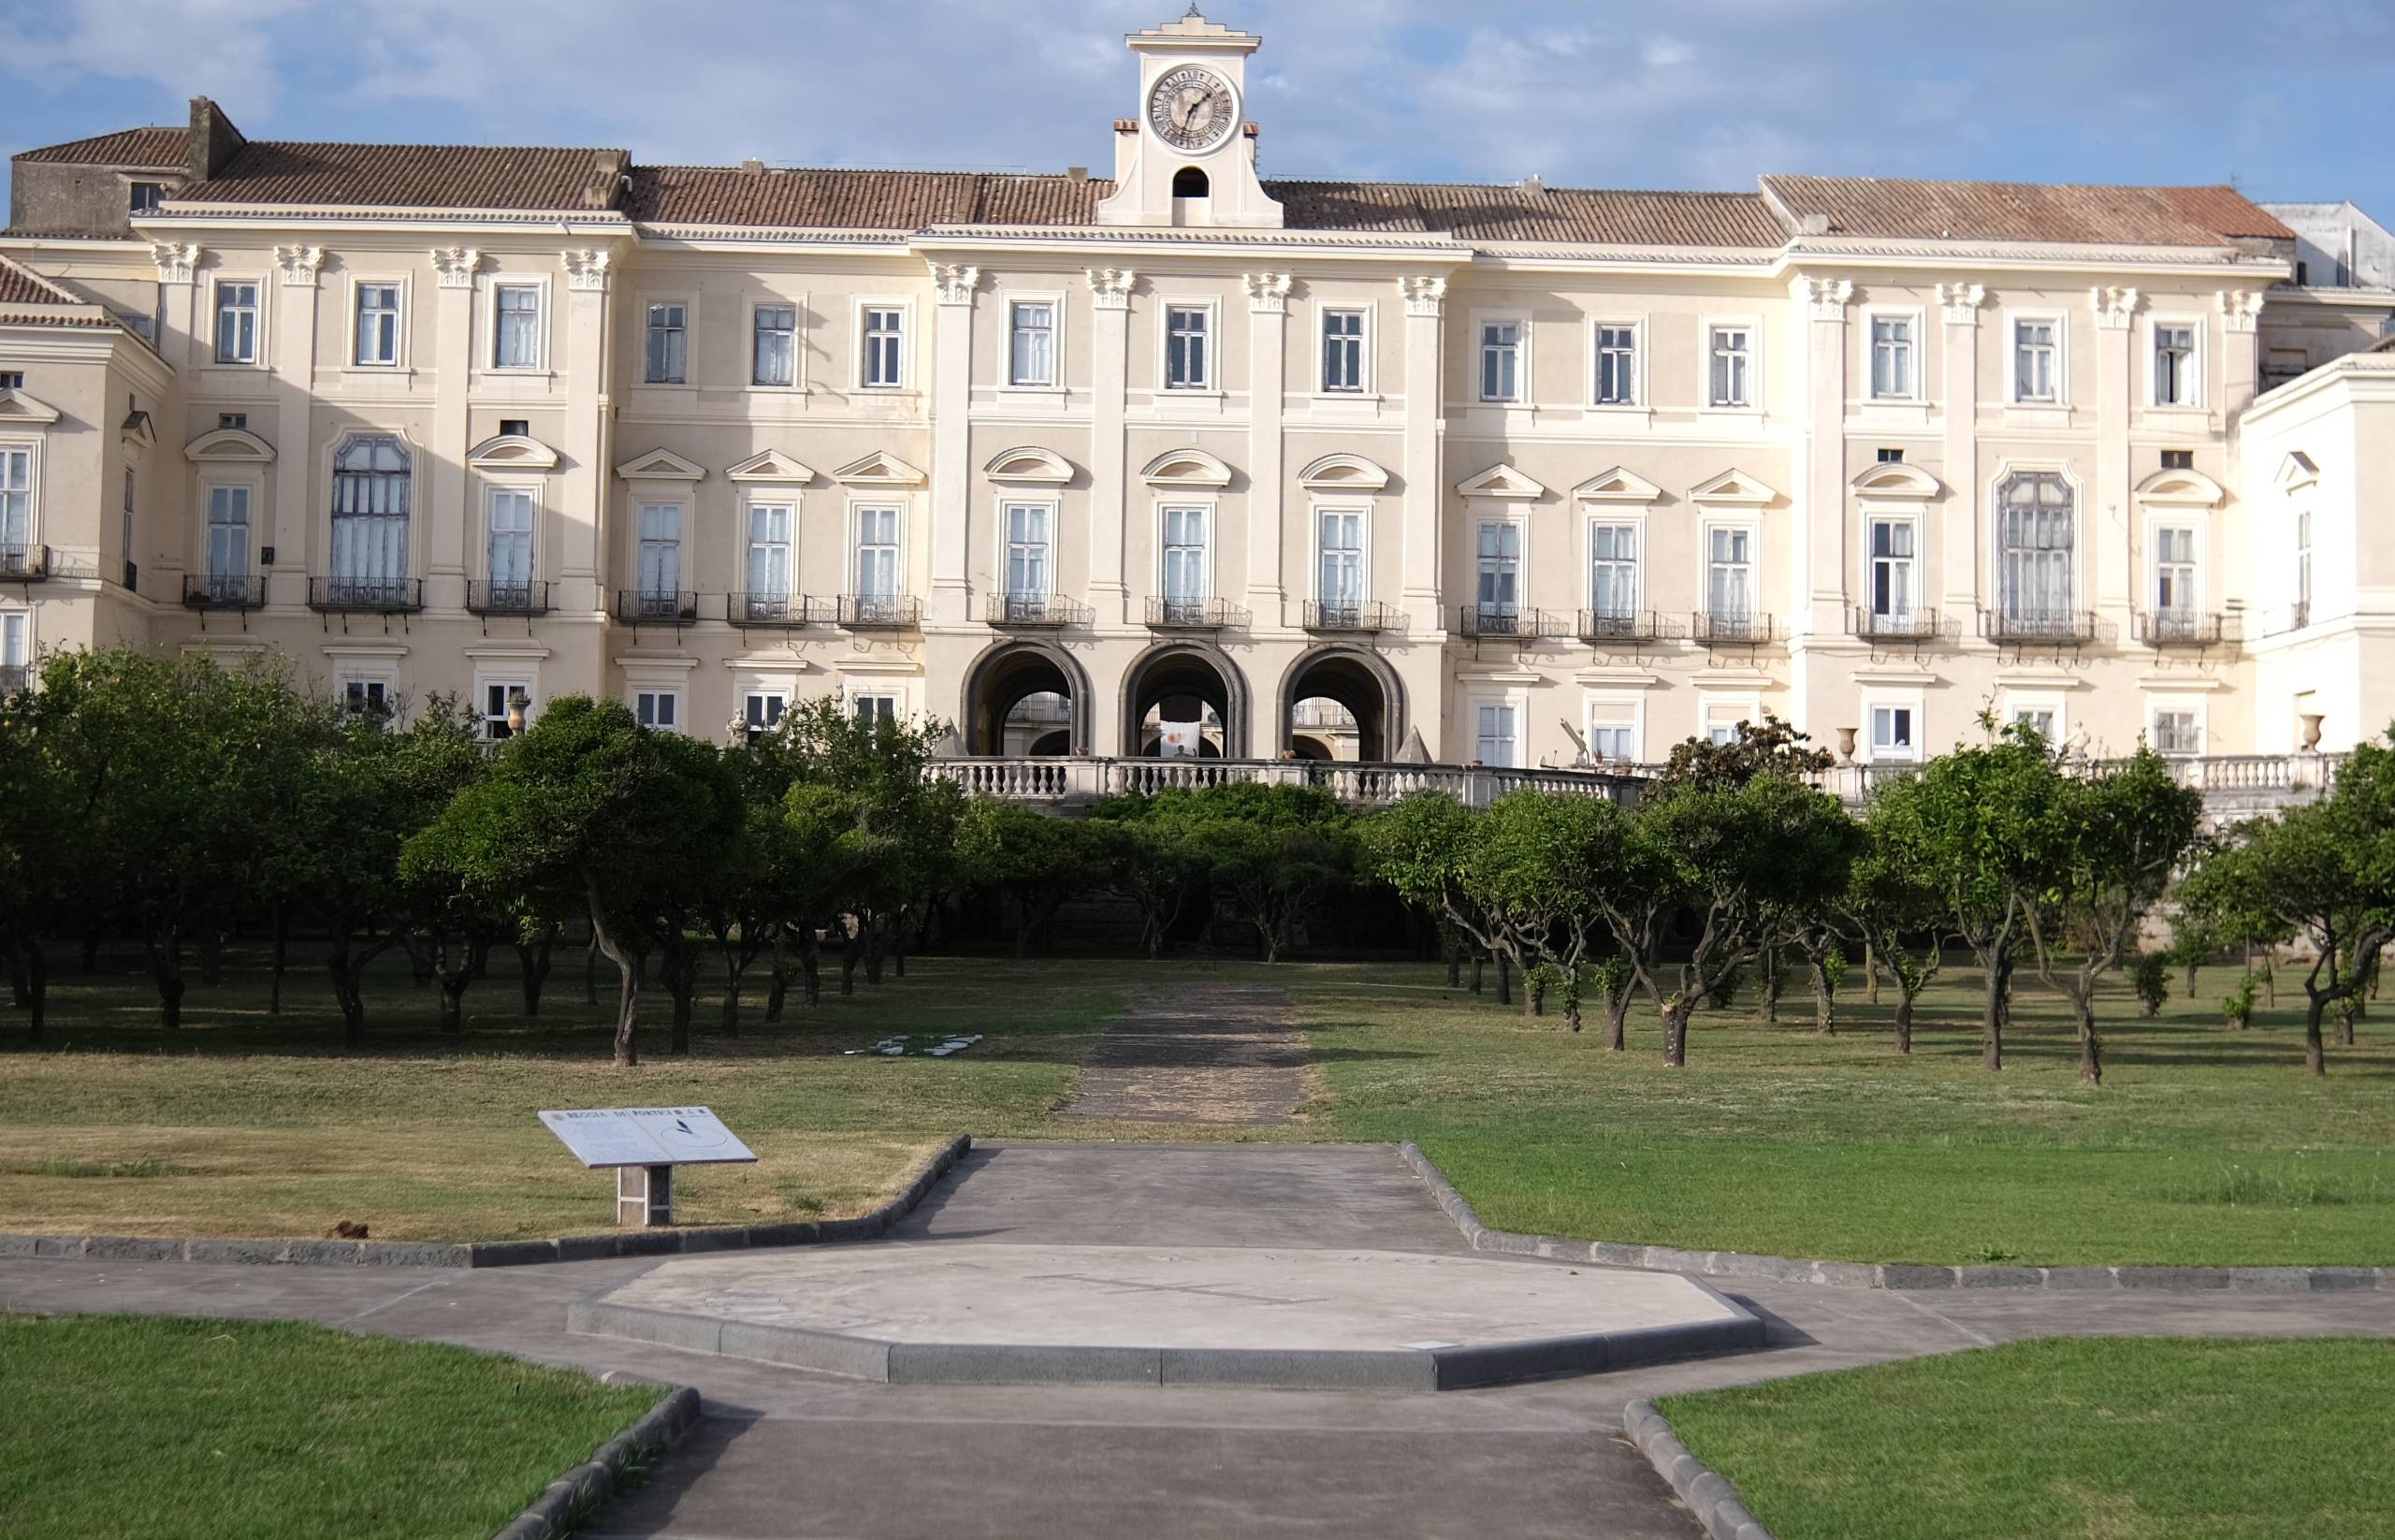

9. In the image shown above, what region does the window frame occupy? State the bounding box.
[1159,298,1218,392]
[339,675,393,721]
[1864,512,1922,620]
[1590,317,1643,408]
[126,180,166,214]
[743,690,791,734]
[632,497,687,601]
[749,299,801,390]
[2146,313,2202,409]
[1471,694,1525,768]
[0,439,42,553]
[2149,701,2205,758]
[632,688,685,733]
[1155,499,1214,606]
[642,298,690,385]
[1472,513,1526,624]
[2151,517,2201,618]
[742,494,797,606]
[1863,307,1922,402]
[1582,692,1644,765]
[478,677,534,743]
[1701,517,1759,622]
[487,277,549,372]
[201,480,256,584]
[327,432,416,597]
[1317,303,1372,396]
[857,299,911,390]
[997,496,1059,601]
[483,481,540,591]
[1585,512,1644,622]
[1004,294,1063,390]
[347,273,406,370]
[1310,502,1371,613]
[210,274,264,367]
[849,500,906,602]
[847,687,903,726]
[2007,311,2067,406]
[1473,311,1529,404]
[1865,698,1923,764]
[1989,464,2083,626]
[2006,695,2067,748]
[1703,318,1758,411]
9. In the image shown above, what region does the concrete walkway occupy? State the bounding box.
[1060,983,1313,1124]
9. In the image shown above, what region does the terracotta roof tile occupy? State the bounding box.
[0,254,86,307]
[14,126,184,167]
[626,165,1110,227]
[177,141,630,212]
[1267,181,1786,246]
[1761,175,2293,246]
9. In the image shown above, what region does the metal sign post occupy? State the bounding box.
[539,1107,758,1228]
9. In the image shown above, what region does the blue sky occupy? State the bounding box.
[4,0,2391,216]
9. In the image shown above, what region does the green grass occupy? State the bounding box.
[1295,960,2395,1266]
[0,1312,660,1540]
[1655,1338,2395,1540]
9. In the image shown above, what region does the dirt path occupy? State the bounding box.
[1059,983,1314,1125]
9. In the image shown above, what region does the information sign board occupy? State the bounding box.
[538,1107,757,1170]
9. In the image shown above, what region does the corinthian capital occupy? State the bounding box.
[928,261,980,306]
[274,245,325,285]
[1791,275,1852,320]
[1243,271,1292,313]
[561,249,613,293]
[150,241,201,284]
[1398,274,1446,317]
[430,246,482,289]
[1936,282,1987,324]
[1084,267,1137,309]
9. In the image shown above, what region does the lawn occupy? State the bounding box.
[1654,1337,2395,1540]
[0,1312,661,1540]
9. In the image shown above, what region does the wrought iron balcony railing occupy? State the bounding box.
[1691,610,1774,646]
[1576,608,1671,644]
[1979,607,2096,645]
[182,573,268,611]
[308,576,423,614]
[1301,599,1398,633]
[731,592,836,628]
[984,592,1091,628]
[0,544,51,581]
[614,588,700,625]
[2135,610,2235,647]
[1851,606,1942,641]
[466,579,551,617]
[1457,605,1569,640]
[837,593,921,630]
[1145,595,1248,631]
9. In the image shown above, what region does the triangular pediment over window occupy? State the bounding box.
[1298,452,1389,492]
[1689,468,1778,505]
[183,426,276,463]
[0,388,61,426]
[616,446,705,481]
[1455,462,1545,500]
[1849,461,1941,499]
[1571,466,1662,503]
[835,450,928,487]
[727,448,818,484]
[983,446,1074,485]
[1139,448,1233,488]
[468,433,561,471]
[2276,452,2319,492]
[2132,466,2225,507]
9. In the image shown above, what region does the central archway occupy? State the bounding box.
[1277,645,1405,762]
[1120,640,1249,759]
[962,638,1094,756]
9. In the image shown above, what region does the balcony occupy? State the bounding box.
[1146,595,1248,632]
[466,579,552,617]
[1577,608,1672,645]
[1979,608,2096,646]
[614,588,700,627]
[2135,610,2236,647]
[837,593,922,631]
[1691,611,1774,646]
[1301,600,1399,633]
[0,545,51,582]
[1457,605,1570,642]
[182,573,268,611]
[308,576,423,615]
[1851,606,1943,642]
[731,592,835,629]
[984,592,1091,629]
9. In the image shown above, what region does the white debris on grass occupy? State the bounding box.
[846,1033,985,1058]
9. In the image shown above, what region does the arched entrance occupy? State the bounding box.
[1278,645,1404,763]
[1120,640,1249,758]
[962,639,1093,756]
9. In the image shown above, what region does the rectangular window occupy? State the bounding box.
[1869,315,1913,399]
[744,691,788,732]
[746,503,793,611]
[1474,521,1519,625]
[1009,300,1054,386]
[1322,308,1365,392]
[1474,704,1517,767]
[863,306,904,387]
[1594,324,1636,405]
[1160,505,1208,606]
[1589,523,1638,620]
[0,372,21,390]
[645,302,687,384]
[2161,448,2194,471]
[1878,446,1905,463]
[1479,319,1521,402]
[214,282,258,363]
[634,690,680,731]
[1869,518,1916,618]
[1,611,23,665]
[487,488,534,597]
[494,283,542,369]
[205,486,251,588]
[2014,319,2058,402]
[854,505,900,600]
[2156,527,2197,617]
[1,446,33,553]
[852,692,898,726]
[752,303,796,387]
[1707,527,1753,619]
[2153,709,2199,756]
[2155,323,2195,405]
[1166,305,1210,389]
[1004,503,1052,599]
[635,501,682,603]
[2012,705,2057,741]
[354,283,399,366]
[1317,509,1363,614]
[1997,472,2076,623]
[483,681,530,742]
[1586,705,1636,763]
[128,181,164,213]
[1871,705,1917,758]
[342,678,389,719]
[1708,326,1751,407]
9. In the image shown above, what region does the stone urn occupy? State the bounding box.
[1836,726,1858,764]
[2301,713,2325,751]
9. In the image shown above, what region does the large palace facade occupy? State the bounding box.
[3,10,2393,782]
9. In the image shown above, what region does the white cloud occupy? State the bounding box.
[0,0,310,113]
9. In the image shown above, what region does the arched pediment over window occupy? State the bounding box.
[467,433,560,471]
[183,426,275,463]
[1454,461,1545,500]
[1139,447,1233,488]
[1688,467,1778,505]
[984,445,1074,485]
[1297,452,1389,492]
[835,449,928,487]
[1849,461,1942,499]
[2132,466,2225,507]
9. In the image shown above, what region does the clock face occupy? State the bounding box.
[1147,65,1238,154]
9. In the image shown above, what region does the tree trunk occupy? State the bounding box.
[1525,969,1543,1017]
[438,971,468,1033]
[18,938,48,1043]
[516,928,554,1016]
[864,916,886,984]
[587,902,639,1068]
[1979,950,2005,1071]
[1863,939,1880,1005]
[148,930,184,1030]
[1757,950,1778,1024]
[1661,999,1688,1068]
[2303,994,2328,1078]
[2072,990,2102,1086]
[1562,995,1581,1033]
[720,948,747,1036]
[1812,959,1836,1036]
[1604,985,1630,1052]
[2334,1006,2357,1048]
[1894,992,1914,1054]
[802,927,822,1007]
[1469,952,1484,995]
[269,906,289,1015]
[1444,924,1461,988]
[840,922,860,995]
[1496,952,1512,1006]
[584,926,602,1005]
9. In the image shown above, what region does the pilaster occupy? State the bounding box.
[927,261,980,626]
[150,242,201,379]
[428,247,480,592]
[2093,285,2139,614]
[270,245,320,585]
[1937,282,1986,615]
[559,249,613,603]
[1398,274,1445,621]
[1243,271,1290,611]
[1793,276,1851,638]
[1087,268,1135,621]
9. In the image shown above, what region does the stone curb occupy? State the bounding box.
[1621,1399,1775,1540]
[0,1133,973,1271]
[1396,1141,2392,1294]
[489,1383,703,1540]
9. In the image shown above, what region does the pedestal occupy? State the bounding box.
[617,1164,674,1228]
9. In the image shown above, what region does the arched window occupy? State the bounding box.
[1171,166,1210,198]
[331,434,412,604]
[1996,472,2074,628]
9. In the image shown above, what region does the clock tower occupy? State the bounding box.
[1096,7,1285,228]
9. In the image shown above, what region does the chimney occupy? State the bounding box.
[739,157,764,175]
[1067,166,1088,182]
[186,95,247,182]
[584,149,630,210]
[1520,174,1544,196]
[1113,118,1138,182]
[1797,211,1831,236]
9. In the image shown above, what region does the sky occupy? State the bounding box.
[2,0,2391,216]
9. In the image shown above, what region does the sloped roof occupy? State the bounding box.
[14,126,183,167]
[176,140,630,212]
[1267,182,1785,246]
[628,165,1109,227]
[1762,175,2292,245]
[0,254,85,307]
